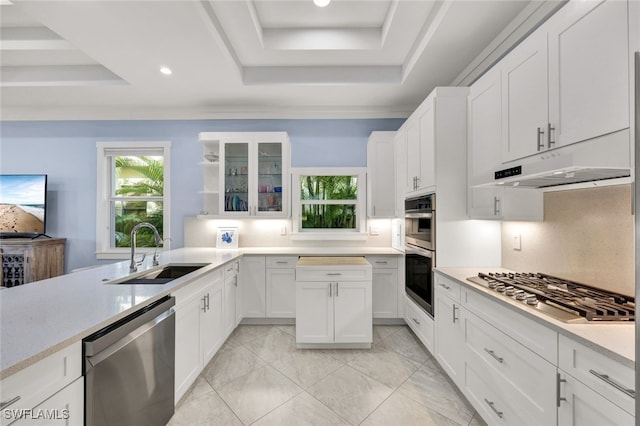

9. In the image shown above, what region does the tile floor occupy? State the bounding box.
[168,325,488,426]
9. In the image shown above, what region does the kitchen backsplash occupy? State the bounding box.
[184,217,393,248]
[502,184,633,297]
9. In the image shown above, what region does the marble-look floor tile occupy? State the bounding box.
[469,411,488,426]
[228,324,280,344]
[276,325,295,337]
[372,325,404,345]
[317,347,369,363]
[186,376,214,400]
[244,329,297,363]
[216,365,303,425]
[202,345,266,389]
[307,365,393,425]
[398,364,475,425]
[375,327,432,365]
[252,391,350,426]
[271,350,344,389]
[348,345,422,389]
[168,390,242,426]
[361,392,461,426]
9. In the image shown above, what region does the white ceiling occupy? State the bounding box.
[0,0,565,120]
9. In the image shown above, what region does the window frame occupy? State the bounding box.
[95,141,171,259]
[291,167,367,240]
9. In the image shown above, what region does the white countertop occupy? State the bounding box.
[0,246,401,379]
[435,267,635,368]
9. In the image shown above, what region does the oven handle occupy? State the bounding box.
[404,212,433,219]
[405,245,434,258]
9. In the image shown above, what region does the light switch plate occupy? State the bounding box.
[513,234,521,250]
[369,226,380,236]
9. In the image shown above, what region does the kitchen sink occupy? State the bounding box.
[108,263,210,285]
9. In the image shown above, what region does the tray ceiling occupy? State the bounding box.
[0,0,565,120]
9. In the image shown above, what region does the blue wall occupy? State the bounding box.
[0,118,403,271]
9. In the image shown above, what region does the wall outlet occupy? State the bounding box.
[369,226,380,236]
[513,234,521,250]
[280,226,287,236]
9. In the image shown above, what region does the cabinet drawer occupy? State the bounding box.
[173,269,223,304]
[365,256,398,269]
[559,334,635,415]
[434,273,460,302]
[404,295,434,352]
[463,288,557,364]
[266,256,298,269]
[465,310,557,424]
[0,342,82,426]
[465,359,532,426]
[223,261,239,281]
[296,268,372,282]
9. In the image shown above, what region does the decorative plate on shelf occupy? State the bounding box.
[216,227,238,249]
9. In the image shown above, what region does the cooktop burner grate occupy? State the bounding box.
[470,272,634,322]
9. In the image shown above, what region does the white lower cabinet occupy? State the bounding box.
[367,256,399,319]
[266,256,297,318]
[173,268,224,402]
[239,256,266,318]
[404,294,434,353]
[295,258,372,347]
[557,334,635,425]
[0,342,82,426]
[223,260,240,335]
[434,281,464,387]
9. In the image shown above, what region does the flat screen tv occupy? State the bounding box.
[0,174,48,238]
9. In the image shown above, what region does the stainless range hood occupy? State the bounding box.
[477,128,632,189]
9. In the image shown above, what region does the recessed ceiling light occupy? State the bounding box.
[159,66,172,76]
[313,0,330,7]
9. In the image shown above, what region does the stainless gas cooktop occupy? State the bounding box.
[467,272,635,323]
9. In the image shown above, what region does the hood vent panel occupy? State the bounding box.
[500,167,630,188]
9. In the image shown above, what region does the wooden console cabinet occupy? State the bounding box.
[0,238,65,287]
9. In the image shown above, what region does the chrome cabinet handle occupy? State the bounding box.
[484,399,503,418]
[547,122,555,148]
[329,283,332,298]
[326,273,342,276]
[452,304,459,323]
[416,176,420,188]
[438,282,451,290]
[375,261,388,265]
[589,369,635,398]
[336,282,339,297]
[275,261,289,264]
[201,296,207,312]
[206,293,210,311]
[537,127,545,151]
[373,205,376,216]
[412,317,420,326]
[557,373,567,407]
[0,396,20,410]
[484,348,504,364]
[493,196,500,216]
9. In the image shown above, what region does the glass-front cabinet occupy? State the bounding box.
[198,132,290,217]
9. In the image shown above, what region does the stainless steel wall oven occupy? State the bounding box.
[405,194,435,316]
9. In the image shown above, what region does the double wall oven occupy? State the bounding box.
[405,194,435,317]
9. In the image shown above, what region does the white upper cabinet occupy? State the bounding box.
[501,30,549,163]
[393,127,407,216]
[366,131,397,218]
[405,100,436,195]
[199,132,290,217]
[547,0,629,147]
[500,0,630,164]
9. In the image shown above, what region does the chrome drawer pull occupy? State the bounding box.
[326,273,342,276]
[439,283,451,290]
[484,348,504,363]
[484,399,503,418]
[375,261,388,265]
[276,261,289,264]
[589,369,635,398]
[537,127,545,151]
[0,396,20,409]
[557,373,567,407]
[412,317,420,326]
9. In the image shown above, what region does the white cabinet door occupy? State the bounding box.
[501,30,549,162]
[174,293,202,402]
[470,187,543,221]
[14,378,84,426]
[371,268,398,318]
[201,282,225,365]
[548,0,629,148]
[239,256,266,318]
[394,128,407,216]
[405,118,420,194]
[434,293,464,386]
[266,268,296,318]
[333,281,372,344]
[224,275,237,336]
[558,372,635,426]
[417,102,436,192]
[367,131,397,218]
[296,282,334,343]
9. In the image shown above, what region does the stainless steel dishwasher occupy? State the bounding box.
[83,295,175,426]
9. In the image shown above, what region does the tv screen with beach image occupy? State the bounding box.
[0,175,47,234]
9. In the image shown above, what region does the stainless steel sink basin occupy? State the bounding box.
[109,263,210,285]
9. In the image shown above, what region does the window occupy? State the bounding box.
[96,141,171,258]
[292,168,366,238]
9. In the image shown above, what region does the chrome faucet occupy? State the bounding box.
[130,222,163,272]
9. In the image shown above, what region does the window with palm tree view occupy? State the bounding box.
[96,141,170,257]
[293,168,366,234]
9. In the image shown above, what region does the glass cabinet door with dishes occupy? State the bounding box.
[198,132,290,218]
